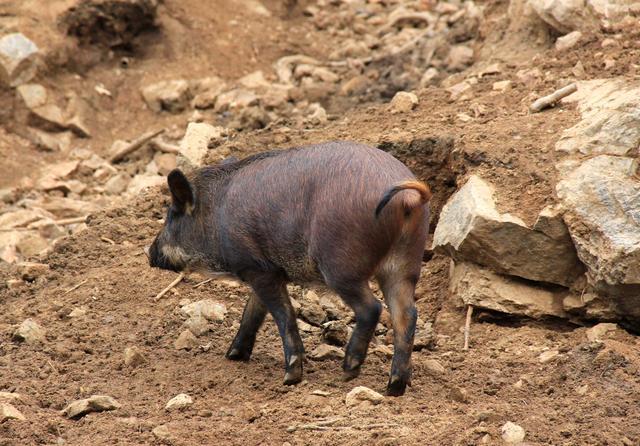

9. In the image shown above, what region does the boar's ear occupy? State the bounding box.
[167,169,195,214]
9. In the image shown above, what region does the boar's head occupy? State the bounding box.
[147,169,203,273]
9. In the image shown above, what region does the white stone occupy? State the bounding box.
[527,0,593,33]
[61,395,121,418]
[13,319,45,343]
[180,299,227,322]
[446,81,473,101]
[586,323,618,341]
[178,122,224,169]
[0,403,26,422]
[308,344,344,361]
[307,103,327,125]
[420,68,439,87]
[165,393,193,411]
[214,89,259,112]
[104,173,131,195]
[124,346,146,367]
[555,31,583,51]
[501,421,526,444]
[238,70,270,90]
[174,329,198,350]
[445,45,474,71]
[141,79,190,113]
[424,359,446,375]
[0,33,39,87]
[539,350,560,363]
[126,174,164,195]
[433,176,582,286]
[492,80,512,92]
[345,386,384,407]
[16,83,47,109]
[389,91,419,114]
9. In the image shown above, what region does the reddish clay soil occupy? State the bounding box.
[2,1,640,445]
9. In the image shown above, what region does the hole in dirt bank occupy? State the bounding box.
[60,0,159,51]
[378,136,465,230]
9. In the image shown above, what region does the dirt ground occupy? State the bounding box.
[1,0,640,445]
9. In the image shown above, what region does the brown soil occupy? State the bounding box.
[2,1,640,445]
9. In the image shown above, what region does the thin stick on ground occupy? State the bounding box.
[109,128,165,163]
[54,216,89,226]
[463,304,474,351]
[149,138,180,154]
[154,272,185,301]
[529,83,577,113]
[65,279,88,294]
[100,236,116,245]
[193,278,212,289]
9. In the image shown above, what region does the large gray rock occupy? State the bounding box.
[449,262,568,319]
[0,33,39,87]
[556,79,640,157]
[556,155,640,322]
[433,175,583,286]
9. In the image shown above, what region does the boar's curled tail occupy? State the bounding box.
[375,180,431,218]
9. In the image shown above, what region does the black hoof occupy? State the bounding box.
[342,366,361,382]
[225,346,252,361]
[283,354,303,385]
[385,376,407,397]
[283,370,303,385]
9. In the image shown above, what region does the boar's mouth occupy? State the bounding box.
[148,240,186,273]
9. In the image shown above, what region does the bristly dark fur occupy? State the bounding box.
[148,141,430,396]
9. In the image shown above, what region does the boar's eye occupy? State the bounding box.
[167,169,195,214]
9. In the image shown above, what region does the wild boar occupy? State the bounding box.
[148,141,430,396]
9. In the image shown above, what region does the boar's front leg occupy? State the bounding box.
[226,294,267,361]
[243,270,305,385]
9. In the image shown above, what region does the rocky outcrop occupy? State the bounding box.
[449,262,569,319]
[556,79,640,157]
[556,155,640,325]
[433,175,583,286]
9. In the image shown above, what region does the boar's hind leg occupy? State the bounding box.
[333,282,382,381]
[245,271,305,385]
[377,273,419,397]
[226,294,267,361]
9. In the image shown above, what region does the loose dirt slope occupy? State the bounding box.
[1,0,640,445]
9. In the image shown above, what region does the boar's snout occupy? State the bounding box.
[147,236,185,273]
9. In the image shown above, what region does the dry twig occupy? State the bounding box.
[65,279,88,294]
[193,278,212,289]
[54,216,89,226]
[109,128,165,163]
[154,272,185,301]
[463,304,474,351]
[149,138,180,154]
[529,83,577,113]
[100,236,116,245]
